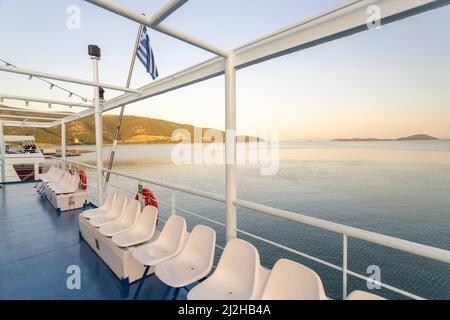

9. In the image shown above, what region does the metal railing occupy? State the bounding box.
[41,157,450,300]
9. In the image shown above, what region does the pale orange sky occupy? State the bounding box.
[1,1,449,140]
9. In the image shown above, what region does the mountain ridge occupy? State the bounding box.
[332,134,439,142]
[0,105,258,145]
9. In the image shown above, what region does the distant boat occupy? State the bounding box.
[4,135,44,182]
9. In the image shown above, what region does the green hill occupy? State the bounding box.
[0,105,257,145]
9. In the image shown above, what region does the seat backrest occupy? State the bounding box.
[52,168,62,179]
[47,166,55,176]
[260,259,327,300]
[213,238,260,298]
[346,290,385,300]
[71,176,80,190]
[156,215,187,253]
[102,192,116,210]
[179,225,216,270]
[134,205,158,235]
[110,194,128,216]
[59,171,69,181]
[59,172,71,185]
[119,199,141,227]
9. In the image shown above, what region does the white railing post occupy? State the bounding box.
[343,234,348,300]
[61,119,66,169]
[34,162,39,180]
[225,51,237,241]
[171,189,176,215]
[90,46,104,206]
[0,121,5,185]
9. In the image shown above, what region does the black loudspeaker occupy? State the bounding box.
[88,45,101,58]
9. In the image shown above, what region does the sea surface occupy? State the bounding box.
[69,140,450,300]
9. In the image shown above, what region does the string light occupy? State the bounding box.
[1,58,92,103]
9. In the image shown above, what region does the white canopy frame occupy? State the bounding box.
[1,0,448,240]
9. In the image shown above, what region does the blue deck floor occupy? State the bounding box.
[0,183,184,300]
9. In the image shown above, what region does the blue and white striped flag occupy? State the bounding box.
[137,26,159,80]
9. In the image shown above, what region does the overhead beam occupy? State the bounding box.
[148,0,189,25]
[233,0,450,69]
[0,94,94,108]
[0,107,73,116]
[0,120,52,128]
[57,0,450,127]
[0,114,61,121]
[84,0,228,57]
[0,65,141,93]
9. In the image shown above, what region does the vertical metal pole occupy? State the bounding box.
[34,163,39,180]
[0,122,5,185]
[171,190,176,215]
[105,25,144,182]
[225,51,237,241]
[343,234,348,300]
[61,120,66,169]
[91,55,104,205]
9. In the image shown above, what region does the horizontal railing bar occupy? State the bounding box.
[234,199,450,265]
[346,270,425,301]
[49,157,97,170]
[236,227,343,272]
[158,200,420,300]
[4,156,47,159]
[103,168,226,203]
[158,199,226,228]
[49,158,450,300]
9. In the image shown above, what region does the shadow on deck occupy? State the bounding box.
[0,182,181,300]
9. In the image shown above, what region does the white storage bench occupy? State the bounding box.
[78,214,159,285]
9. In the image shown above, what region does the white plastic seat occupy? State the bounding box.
[82,192,116,219]
[260,259,327,300]
[131,214,187,299]
[347,290,386,300]
[40,166,61,183]
[111,206,159,248]
[89,194,128,228]
[37,167,64,193]
[39,166,56,182]
[99,199,141,237]
[47,172,71,191]
[155,225,216,288]
[54,176,80,194]
[188,238,262,300]
[46,171,68,188]
[131,214,187,264]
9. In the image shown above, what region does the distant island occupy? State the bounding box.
[332,134,439,142]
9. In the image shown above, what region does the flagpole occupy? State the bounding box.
[105,24,144,182]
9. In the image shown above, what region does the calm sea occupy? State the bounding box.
[70,140,450,299]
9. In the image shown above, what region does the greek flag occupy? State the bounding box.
[137,26,159,80]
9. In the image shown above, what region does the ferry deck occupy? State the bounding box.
[1,0,450,301]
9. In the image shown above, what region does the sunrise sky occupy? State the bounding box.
[0,0,449,140]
